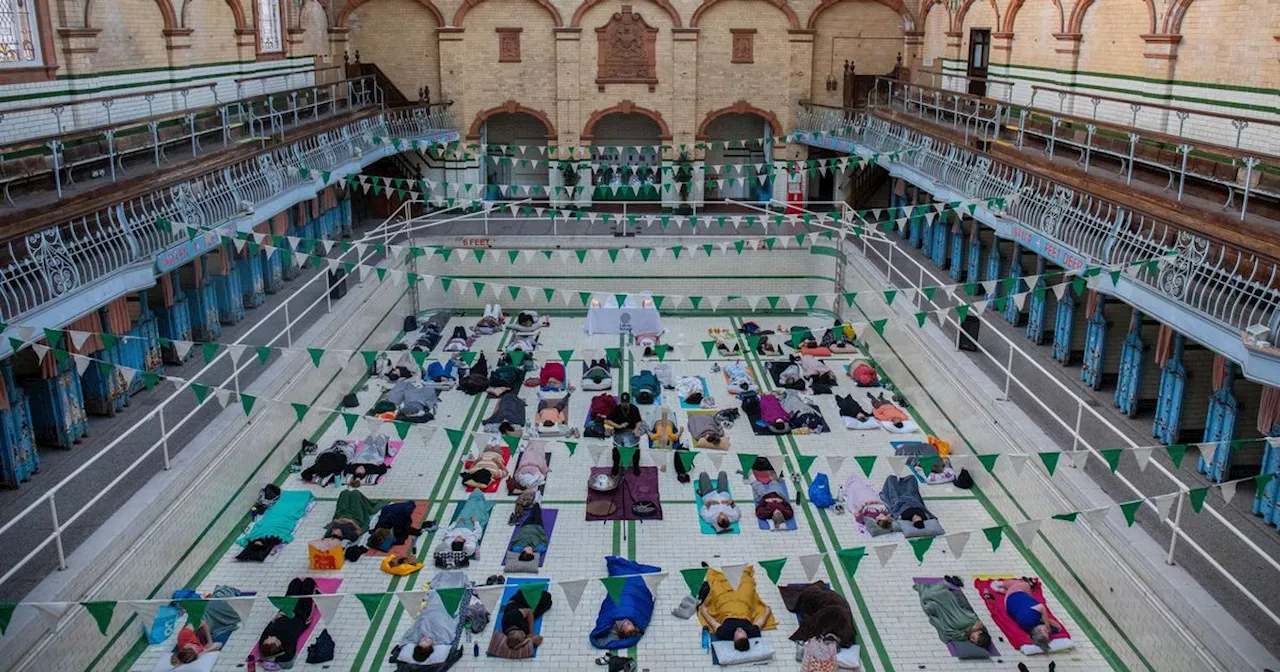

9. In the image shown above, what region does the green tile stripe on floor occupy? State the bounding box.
[846,302,1143,672]
[97,284,410,672]
[731,317,887,672]
[359,327,515,669]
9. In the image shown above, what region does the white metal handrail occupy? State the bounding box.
[844,215,1280,628]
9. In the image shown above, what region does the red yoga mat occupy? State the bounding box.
[463,446,511,493]
[971,577,1072,651]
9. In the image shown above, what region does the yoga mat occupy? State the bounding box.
[679,377,711,409]
[766,361,807,391]
[585,467,663,521]
[509,452,552,495]
[912,578,1000,656]
[444,498,497,554]
[694,491,740,535]
[366,501,430,557]
[488,578,551,658]
[343,440,404,485]
[746,408,790,436]
[755,480,797,531]
[972,577,1073,653]
[246,578,341,663]
[891,441,953,485]
[463,445,511,493]
[503,508,559,567]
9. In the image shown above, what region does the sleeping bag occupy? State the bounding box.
[582,360,613,391]
[758,394,790,432]
[458,353,491,395]
[850,363,878,387]
[630,371,661,404]
[539,362,566,388]
[490,365,524,390]
[589,556,662,649]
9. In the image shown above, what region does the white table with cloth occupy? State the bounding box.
[584,295,662,335]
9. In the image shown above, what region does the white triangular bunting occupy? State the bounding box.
[1071,450,1090,469]
[1082,506,1109,525]
[707,451,724,471]
[1153,493,1177,520]
[30,602,70,624]
[474,585,505,614]
[1013,519,1041,547]
[312,594,344,624]
[826,456,845,475]
[1133,447,1153,471]
[873,544,896,567]
[1008,454,1029,475]
[558,579,588,613]
[69,330,91,350]
[587,443,605,465]
[72,354,91,375]
[946,531,971,559]
[124,601,162,631]
[799,553,824,581]
[173,340,194,360]
[1219,479,1238,504]
[31,343,49,362]
[397,591,427,617]
[721,563,748,591]
[640,572,666,596]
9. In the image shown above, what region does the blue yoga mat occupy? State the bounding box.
[489,578,551,658]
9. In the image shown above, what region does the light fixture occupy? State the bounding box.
[825,73,838,92]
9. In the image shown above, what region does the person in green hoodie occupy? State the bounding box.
[914,580,992,650]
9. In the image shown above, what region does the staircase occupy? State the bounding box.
[345,55,417,108]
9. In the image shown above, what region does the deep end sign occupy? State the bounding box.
[1010,224,1087,273]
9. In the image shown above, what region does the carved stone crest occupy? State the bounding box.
[730,29,754,64]
[596,6,658,90]
[497,27,521,63]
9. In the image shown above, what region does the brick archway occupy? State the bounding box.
[1067,0,1155,34]
[691,0,798,30]
[696,101,782,140]
[805,0,915,33]
[581,101,672,141]
[952,0,1000,33]
[454,0,562,27]
[335,0,445,28]
[467,101,557,140]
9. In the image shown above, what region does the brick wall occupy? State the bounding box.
[455,0,559,137]
[808,1,906,108]
[693,3,792,135]
[1005,0,1063,69]
[347,0,443,101]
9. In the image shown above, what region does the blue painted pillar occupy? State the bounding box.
[186,256,222,342]
[966,224,982,284]
[1052,288,1078,363]
[0,360,38,487]
[917,191,931,254]
[133,292,165,381]
[1199,359,1241,482]
[1003,244,1024,325]
[948,217,965,281]
[213,245,245,326]
[1082,292,1108,389]
[1153,334,1187,445]
[984,239,1002,302]
[81,311,127,418]
[22,355,89,449]
[1253,420,1280,527]
[930,211,948,267]
[263,245,284,294]
[155,274,194,365]
[242,244,266,308]
[1114,311,1147,417]
[1025,258,1050,343]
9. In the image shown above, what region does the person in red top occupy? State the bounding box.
[171,622,222,666]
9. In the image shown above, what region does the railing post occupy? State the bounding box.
[1070,401,1083,453]
[1166,490,1185,565]
[284,298,293,347]
[1001,346,1014,400]
[1240,157,1258,221]
[160,405,170,470]
[49,495,66,570]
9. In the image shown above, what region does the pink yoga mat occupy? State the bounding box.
[246,577,342,662]
[972,577,1071,651]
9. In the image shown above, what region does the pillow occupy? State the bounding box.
[881,420,920,434]
[842,417,880,430]
[950,641,992,660]
[837,645,862,669]
[1020,637,1074,655]
[710,637,775,666]
[396,637,453,665]
[896,519,945,538]
[864,519,895,537]
[504,550,540,574]
[150,651,219,672]
[800,347,833,357]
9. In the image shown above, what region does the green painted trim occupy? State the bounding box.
[848,304,1145,671]
[939,58,1280,97]
[809,245,844,259]
[95,284,409,672]
[430,274,836,281]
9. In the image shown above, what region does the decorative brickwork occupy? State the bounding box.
[595,6,658,89]
[497,27,522,62]
[730,28,755,63]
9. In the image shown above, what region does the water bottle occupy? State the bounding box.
[245,655,257,672]
[473,642,480,657]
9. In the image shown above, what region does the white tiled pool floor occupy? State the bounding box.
[125,315,1170,671]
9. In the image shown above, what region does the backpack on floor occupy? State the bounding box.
[800,635,839,672]
[807,473,835,509]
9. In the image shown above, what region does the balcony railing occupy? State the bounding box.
[866,77,1280,222]
[0,104,456,323]
[0,72,384,205]
[794,102,1280,342]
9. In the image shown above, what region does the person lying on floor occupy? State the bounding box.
[868,392,910,428]
[779,389,827,432]
[510,310,549,333]
[674,376,705,406]
[843,474,893,531]
[426,356,461,384]
[755,393,791,433]
[835,395,872,423]
[439,490,492,557]
[460,438,509,490]
[507,333,540,353]
[491,582,554,658]
[914,579,992,650]
[715,333,740,355]
[986,578,1065,651]
[301,436,391,483]
[508,503,550,560]
[257,577,319,668]
[386,378,439,422]
[780,582,857,649]
[635,331,663,357]
[605,392,643,447]
[442,326,472,353]
[696,566,776,651]
[483,392,526,434]
[474,304,504,335]
[510,447,549,494]
[535,395,571,434]
[398,571,469,664]
[749,462,794,529]
[170,622,223,665]
[881,475,935,529]
[800,355,836,382]
[777,356,804,387]
[170,585,244,665]
[849,362,879,387]
[724,361,756,393]
[696,471,741,533]
[647,414,683,448]
[324,488,382,542]
[367,500,427,550]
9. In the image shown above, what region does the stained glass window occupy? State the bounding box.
[0,0,39,65]
[256,0,283,53]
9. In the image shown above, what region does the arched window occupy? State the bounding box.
[256,0,284,54]
[0,0,41,65]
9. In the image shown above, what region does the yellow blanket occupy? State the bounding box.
[696,567,777,630]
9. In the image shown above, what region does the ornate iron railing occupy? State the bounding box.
[0,105,456,322]
[796,104,1280,340]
